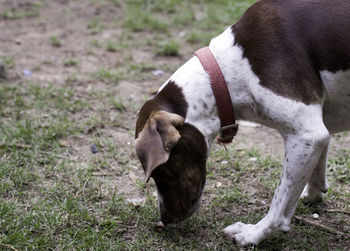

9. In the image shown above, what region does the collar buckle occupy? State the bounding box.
[217,123,239,144]
[219,123,239,140]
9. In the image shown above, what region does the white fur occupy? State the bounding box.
[159,27,350,246]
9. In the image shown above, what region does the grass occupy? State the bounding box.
[186,31,203,44]
[94,69,120,85]
[156,40,180,56]
[63,59,78,67]
[110,98,126,111]
[106,41,118,52]
[1,0,349,250]
[1,2,42,19]
[1,56,15,69]
[123,6,169,32]
[87,17,105,34]
[51,36,62,47]
[90,39,103,48]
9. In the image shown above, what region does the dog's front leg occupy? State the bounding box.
[224,103,330,245]
[224,131,329,245]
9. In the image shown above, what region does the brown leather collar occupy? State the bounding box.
[195,47,238,144]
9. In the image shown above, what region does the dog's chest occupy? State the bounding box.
[322,69,350,133]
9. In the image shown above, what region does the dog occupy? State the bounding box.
[135,0,350,246]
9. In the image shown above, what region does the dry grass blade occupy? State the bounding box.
[91,172,111,176]
[324,209,350,215]
[0,143,32,149]
[0,243,19,251]
[294,216,348,236]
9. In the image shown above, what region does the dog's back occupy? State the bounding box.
[232,0,350,104]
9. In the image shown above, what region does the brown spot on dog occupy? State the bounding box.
[135,81,188,138]
[232,0,350,104]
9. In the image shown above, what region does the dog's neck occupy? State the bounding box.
[161,28,259,148]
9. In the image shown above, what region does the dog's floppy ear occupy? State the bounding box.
[135,111,184,182]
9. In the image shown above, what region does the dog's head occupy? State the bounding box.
[135,83,207,226]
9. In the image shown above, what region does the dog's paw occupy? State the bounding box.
[300,185,324,204]
[223,222,265,246]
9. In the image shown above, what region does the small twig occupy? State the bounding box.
[117,159,127,165]
[82,176,90,203]
[91,172,111,176]
[294,216,348,236]
[0,143,32,149]
[0,144,69,160]
[0,243,19,251]
[36,150,70,160]
[324,209,350,215]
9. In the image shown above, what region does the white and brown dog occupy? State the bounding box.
[135,0,350,246]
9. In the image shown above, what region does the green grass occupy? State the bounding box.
[51,36,62,47]
[63,59,78,67]
[186,31,203,44]
[123,6,169,32]
[90,39,103,48]
[156,40,180,56]
[106,41,118,52]
[94,69,120,85]
[110,98,126,111]
[1,2,42,19]
[66,74,79,83]
[1,56,15,69]
[87,17,105,34]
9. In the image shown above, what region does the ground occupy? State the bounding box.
[0,0,349,250]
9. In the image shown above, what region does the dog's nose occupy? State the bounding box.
[157,195,202,226]
[154,221,165,230]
